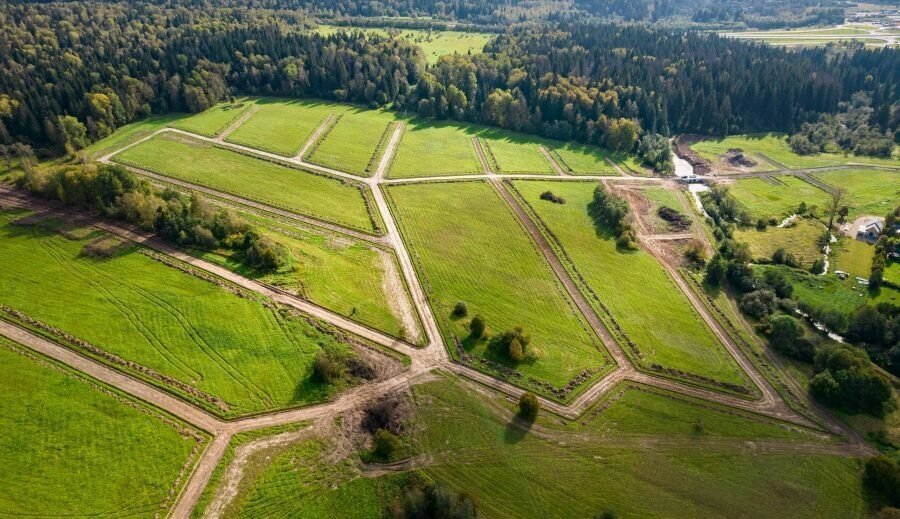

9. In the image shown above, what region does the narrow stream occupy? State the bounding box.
[671,143,710,215]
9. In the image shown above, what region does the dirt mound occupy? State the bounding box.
[723,149,756,168]
[362,394,412,435]
[657,206,692,231]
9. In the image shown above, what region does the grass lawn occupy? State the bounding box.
[317,26,493,64]
[226,98,341,156]
[386,181,609,395]
[886,260,900,286]
[728,175,830,220]
[832,237,876,279]
[756,265,900,316]
[197,211,418,341]
[479,130,555,174]
[388,120,483,178]
[549,143,620,175]
[0,337,204,517]
[114,133,380,234]
[306,109,397,176]
[413,375,864,519]
[813,169,900,220]
[0,210,355,417]
[733,218,825,268]
[171,100,256,137]
[512,180,750,390]
[83,114,188,159]
[691,133,900,169]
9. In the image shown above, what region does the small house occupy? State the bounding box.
[856,218,883,243]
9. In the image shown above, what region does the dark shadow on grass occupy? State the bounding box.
[503,415,533,444]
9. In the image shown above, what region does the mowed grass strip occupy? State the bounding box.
[0,210,353,417]
[812,169,900,219]
[389,121,483,178]
[513,180,749,388]
[306,110,397,176]
[225,98,340,156]
[387,181,607,389]
[479,130,555,174]
[84,114,189,159]
[171,100,255,137]
[114,133,379,234]
[414,376,863,519]
[728,175,830,220]
[0,337,203,517]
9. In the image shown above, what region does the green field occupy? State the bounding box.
[388,121,483,178]
[549,143,620,175]
[412,375,863,519]
[757,265,900,315]
[813,169,900,219]
[728,175,830,220]
[480,130,555,174]
[513,180,750,390]
[171,100,255,137]
[198,211,418,341]
[832,238,876,279]
[0,337,204,516]
[0,210,355,417]
[387,181,609,395]
[114,133,380,234]
[317,26,493,65]
[691,133,900,169]
[226,98,339,156]
[733,218,825,268]
[306,110,396,175]
[886,260,900,286]
[83,114,188,159]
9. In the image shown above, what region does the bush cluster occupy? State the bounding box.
[539,190,566,204]
[589,184,637,250]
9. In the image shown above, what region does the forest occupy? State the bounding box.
[0,1,897,159]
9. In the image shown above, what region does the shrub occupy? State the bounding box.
[756,218,767,231]
[864,456,900,507]
[372,428,403,462]
[767,315,813,362]
[810,258,825,274]
[452,301,468,317]
[469,315,485,339]
[739,289,777,319]
[312,349,346,384]
[683,240,707,266]
[518,391,540,421]
[392,479,476,519]
[810,344,892,416]
[508,337,524,363]
[489,326,531,363]
[539,190,566,204]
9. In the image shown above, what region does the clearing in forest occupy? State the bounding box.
[306,109,397,176]
[113,132,381,234]
[0,336,205,517]
[386,181,610,397]
[0,210,358,417]
[388,121,483,178]
[512,180,751,391]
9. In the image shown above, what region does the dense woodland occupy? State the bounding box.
[1,2,897,163]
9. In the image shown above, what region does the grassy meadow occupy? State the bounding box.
[0,210,355,417]
[813,169,900,219]
[832,238,876,279]
[479,130,555,174]
[513,180,750,390]
[171,100,256,137]
[411,375,864,519]
[387,181,609,395]
[733,218,826,268]
[388,121,483,178]
[728,175,830,220]
[114,133,380,234]
[83,114,189,159]
[549,143,620,175]
[225,98,338,156]
[756,265,900,315]
[306,110,396,176]
[197,211,418,341]
[0,337,204,517]
[316,25,493,64]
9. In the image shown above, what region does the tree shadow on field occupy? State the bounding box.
[503,415,533,445]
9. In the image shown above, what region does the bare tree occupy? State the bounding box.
[826,187,848,230]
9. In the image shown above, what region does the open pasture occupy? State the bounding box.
[728,175,830,220]
[113,133,380,234]
[412,376,862,519]
[549,143,620,175]
[0,210,355,417]
[225,98,340,156]
[0,337,204,517]
[306,109,397,176]
[198,211,419,342]
[812,169,900,219]
[388,121,483,178]
[733,218,825,268]
[832,238,876,279]
[513,180,750,390]
[386,181,609,394]
[479,130,555,174]
[316,25,493,64]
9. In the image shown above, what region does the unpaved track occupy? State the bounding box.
[472,137,494,175]
[216,106,259,142]
[1,120,881,517]
[294,114,335,160]
[538,146,569,176]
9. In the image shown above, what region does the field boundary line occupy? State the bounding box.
[539,146,570,176]
[217,105,259,141]
[295,114,337,160]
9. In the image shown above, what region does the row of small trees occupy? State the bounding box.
[588,184,637,250]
